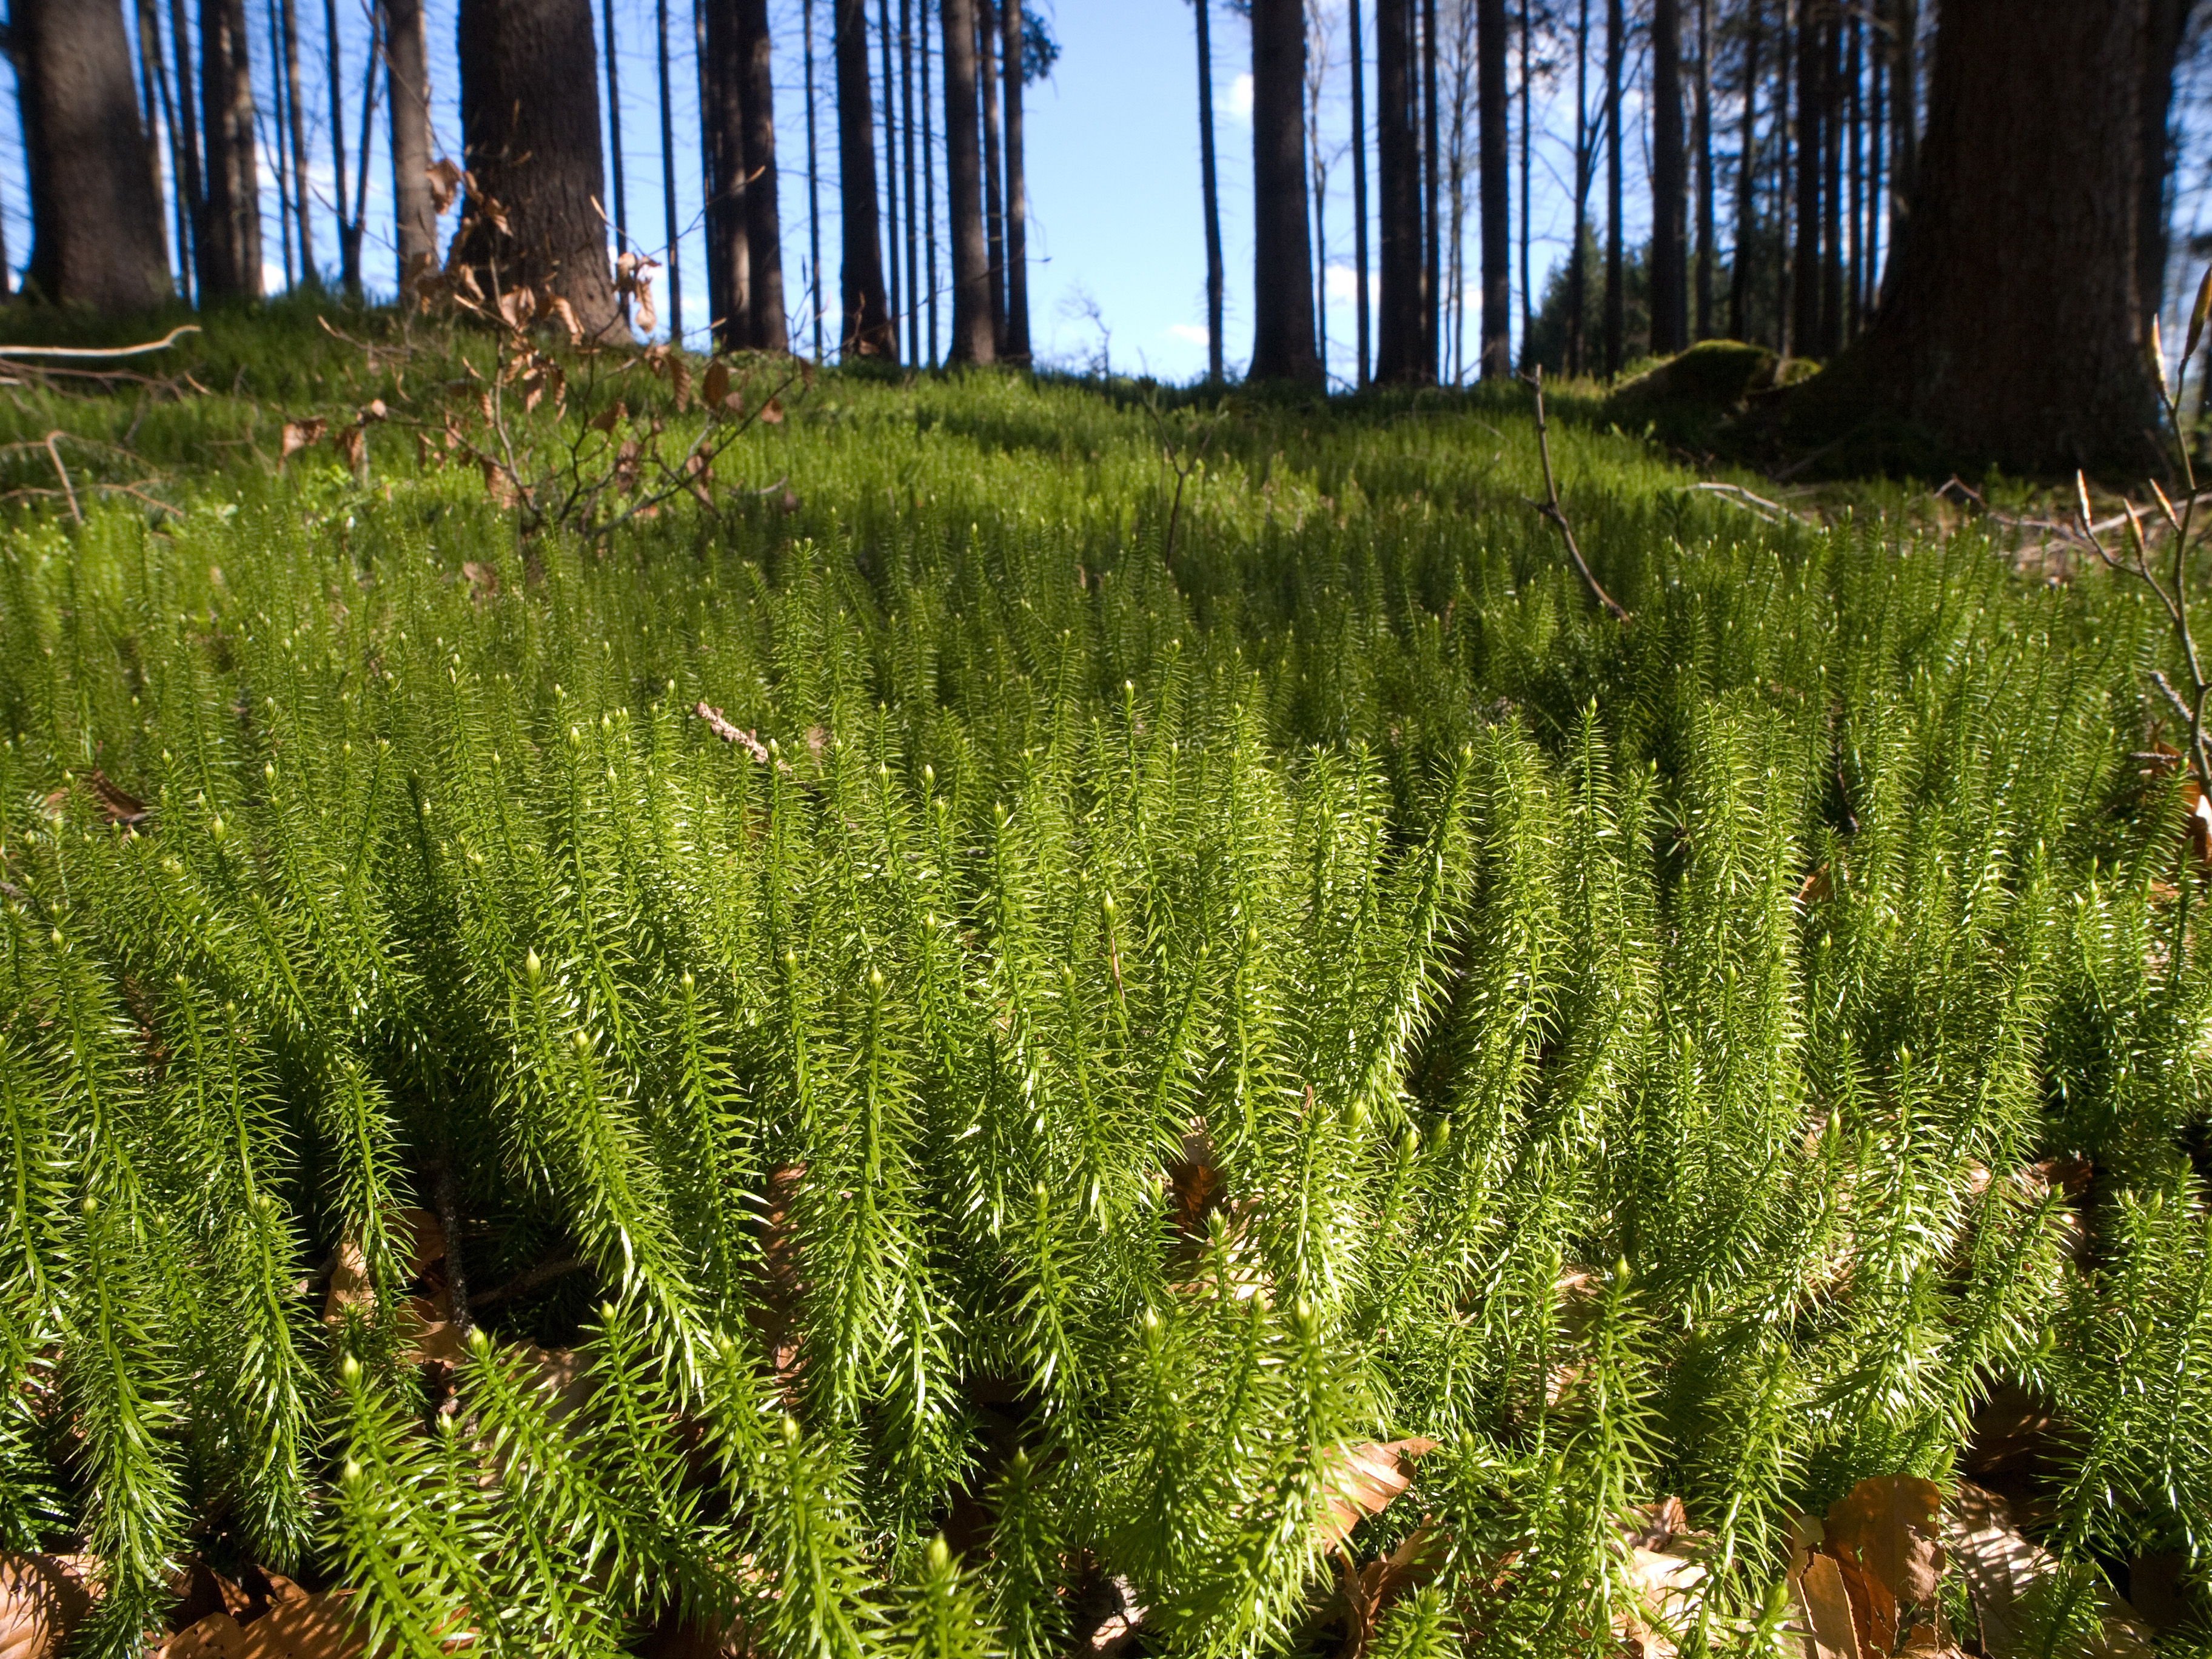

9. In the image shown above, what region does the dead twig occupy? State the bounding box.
[42,432,79,523]
[1691,479,1812,526]
[0,324,200,361]
[1520,366,1632,623]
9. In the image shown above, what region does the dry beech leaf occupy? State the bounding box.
[1824,1475,1945,1654]
[84,770,149,826]
[461,561,499,600]
[1618,1546,1708,1659]
[1791,1550,1862,1659]
[1946,1483,2153,1659]
[426,156,464,216]
[703,361,731,412]
[589,401,625,434]
[759,395,784,425]
[332,426,364,473]
[548,295,584,346]
[158,1590,375,1658]
[1319,1438,1439,1549]
[0,1553,95,1659]
[1335,1524,1441,1659]
[280,419,326,460]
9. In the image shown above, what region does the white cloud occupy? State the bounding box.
[1166,323,1209,344]
[1221,73,1253,124]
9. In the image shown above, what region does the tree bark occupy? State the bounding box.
[1567,0,1589,375]
[1692,0,1712,338]
[133,0,184,295]
[1819,13,1842,354]
[878,0,902,340]
[603,0,628,269]
[1196,0,1227,381]
[703,0,750,342]
[1001,0,1030,362]
[18,0,170,310]
[1375,0,1423,381]
[1809,0,2163,477]
[806,0,825,357]
[281,0,316,281]
[1650,0,1686,355]
[1249,0,1320,383]
[1791,0,1820,354]
[941,0,992,361]
[1886,0,1914,278]
[1349,0,1369,385]
[1421,0,1439,375]
[656,0,681,338]
[741,0,787,349]
[457,0,625,337]
[323,0,360,294]
[921,0,937,361]
[1728,0,1761,340]
[1601,0,1622,375]
[902,0,920,361]
[1476,0,1509,377]
[978,0,1005,350]
[389,0,435,287]
[198,0,261,299]
[836,0,894,355]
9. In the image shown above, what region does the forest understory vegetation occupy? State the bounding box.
[5,303,2212,1659]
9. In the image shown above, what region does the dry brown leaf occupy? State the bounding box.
[1319,1438,1439,1549]
[460,561,499,600]
[1618,1546,1708,1659]
[1823,1475,1945,1655]
[683,450,712,506]
[0,1554,93,1659]
[332,426,364,473]
[588,401,625,434]
[1335,1523,1441,1659]
[703,361,731,412]
[280,419,327,460]
[80,770,149,826]
[548,296,584,346]
[1791,1551,1862,1659]
[426,156,465,217]
[1946,1483,2153,1659]
[759,395,784,425]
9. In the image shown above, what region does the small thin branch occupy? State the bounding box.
[0,325,200,361]
[42,432,79,522]
[1520,367,1631,624]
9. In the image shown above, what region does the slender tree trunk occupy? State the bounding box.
[389,0,435,287]
[1773,0,1789,349]
[877,0,901,340]
[1864,8,1880,318]
[1195,0,1225,381]
[1250,0,1321,382]
[902,0,920,361]
[1692,0,1712,337]
[922,0,937,362]
[1887,0,1913,275]
[741,0,787,349]
[1567,0,1589,375]
[806,0,825,356]
[267,0,295,287]
[1602,0,1623,375]
[656,0,683,337]
[703,0,748,341]
[1310,7,1332,378]
[604,0,627,270]
[280,0,315,282]
[323,0,357,293]
[1000,0,1029,361]
[169,0,206,299]
[1818,13,1841,353]
[1422,0,1440,376]
[1477,0,1509,377]
[1438,2,1460,377]
[1351,0,1371,384]
[199,0,261,298]
[941,0,991,360]
[1728,0,1760,339]
[19,0,171,310]
[1519,0,1532,366]
[1845,12,1861,338]
[457,0,625,335]
[1651,0,1686,355]
[1790,0,1819,354]
[2137,0,2193,335]
[133,0,181,292]
[1375,0,1423,380]
[978,0,1005,349]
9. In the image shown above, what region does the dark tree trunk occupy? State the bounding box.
[878,0,901,340]
[1651,0,1686,355]
[1864,8,1881,318]
[1813,0,2163,476]
[198,0,261,298]
[1567,0,1589,375]
[941,0,991,361]
[1601,0,1622,375]
[1818,12,1842,354]
[1693,0,1712,337]
[133,0,183,293]
[1476,0,1509,377]
[390,0,435,285]
[1001,0,1029,361]
[1249,0,1320,383]
[1519,0,1533,364]
[281,0,315,281]
[921,0,937,361]
[322,0,359,294]
[266,0,294,287]
[655,0,681,337]
[2137,0,2193,332]
[604,0,628,266]
[902,0,919,362]
[1422,0,1439,375]
[163,0,202,301]
[838,0,894,354]
[1728,0,1760,340]
[457,0,625,336]
[1195,0,1225,381]
[806,0,824,357]
[1886,0,1914,275]
[1375,0,1423,381]
[703,0,749,341]
[1772,0,1789,348]
[19,0,170,310]
[978,0,1005,349]
[1846,12,1862,337]
[1791,0,1819,354]
[1350,0,1370,383]
[741,0,787,349]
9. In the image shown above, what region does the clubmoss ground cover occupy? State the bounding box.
[1,309,2207,1655]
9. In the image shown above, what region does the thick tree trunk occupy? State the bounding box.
[198,0,261,299]
[836,0,894,355]
[1375,0,1423,381]
[1728,0,1760,340]
[1248,0,1320,383]
[133,0,185,295]
[1421,0,1439,375]
[1809,0,2162,477]
[703,0,751,343]
[978,0,1005,350]
[1650,0,1686,355]
[1000,0,1029,362]
[18,0,170,310]
[1196,0,1226,381]
[1601,0,1622,375]
[1349,0,1369,385]
[389,0,435,286]
[1692,0,1712,338]
[1791,0,1820,354]
[740,0,787,350]
[2137,0,2193,332]
[941,0,992,361]
[1476,0,1509,377]
[877,0,901,341]
[457,0,624,337]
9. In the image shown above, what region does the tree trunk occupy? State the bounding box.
[133,0,184,295]
[1728,0,1760,339]
[1772,0,1789,348]
[836,0,893,355]
[199,0,261,299]
[978,0,1005,350]
[1316,3,1339,377]
[878,0,902,341]
[2137,0,2193,332]
[1818,13,1841,353]
[1476,0,1509,377]
[1692,0,1712,338]
[1790,0,1819,354]
[921,0,937,361]
[1651,0,1686,355]
[902,0,919,362]
[323,0,359,294]
[1845,12,1862,337]
[1567,0,1589,375]
[1202,0,1241,381]
[1809,0,2163,477]
[703,0,749,342]
[604,0,628,270]
[389,0,435,287]
[281,0,315,281]
[1000,0,1029,361]
[457,0,625,337]
[268,0,295,288]
[18,0,170,310]
[740,0,787,350]
[1349,0,1369,385]
[1421,0,1439,375]
[1886,0,1914,276]
[1864,8,1881,318]
[166,0,204,300]
[1518,0,1533,365]
[941,0,991,361]
[806,0,825,356]
[1249,0,1320,383]
[1601,0,1622,375]
[1375,0,1422,381]
[655,0,681,338]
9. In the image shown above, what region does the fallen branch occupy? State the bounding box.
[0,324,200,361]
[42,432,79,522]
[1520,366,1632,624]
[1691,479,1811,526]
